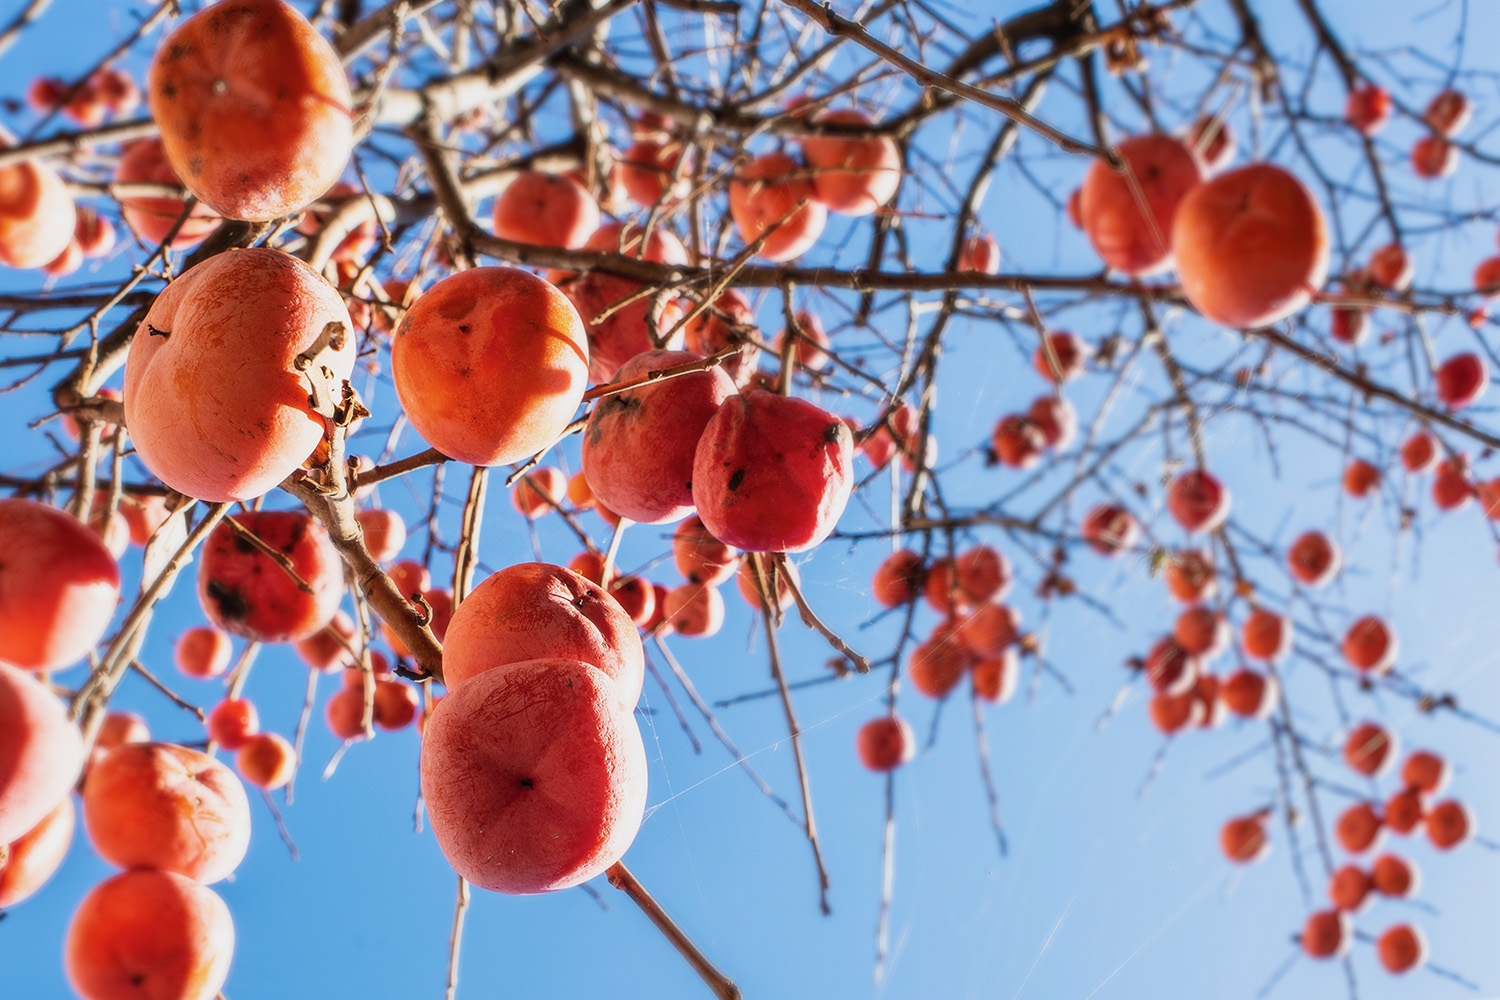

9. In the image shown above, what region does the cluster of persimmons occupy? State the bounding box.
[0,0,1495,996]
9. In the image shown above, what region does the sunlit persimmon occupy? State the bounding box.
[1342,615,1397,674]
[1376,924,1428,975]
[1166,469,1230,534]
[237,732,295,790]
[1287,530,1340,587]
[1385,788,1424,836]
[1368,243,1413,291]
[1033,331,1089,384]
[512,467,568,520]
[1411,135,1458,180]
[728,152,826,262]
[1335,802,1384,854]
[1345,84,1392,135]
[872,549,925,608]
[1220,811,1270,863]
[1027,395,1077,451]
[1081,504,1140,556]
[0,156,76,269]
[1174,607,1229,659]
[1401,750,1450,796]
[1079,134,1203,276]
[1425,89,1472,136]
[1241,608,1291,662]
[972,648,1020,704]
[147,0,354,221]
[1144,635,1198,695]
[1148,688,1204,734]
[394,267,588,466]
[1163,549,1217,603]
[991,414,1045,469]
[1371,854,1418,898]
[1343,721,1396,778]
[1173,163,1329,328]
[493,171,600,249]
[856,716,916,772]
[909,625,968,698]
[800,108,901,216]
[1328,864,1371,912]
[1343,458,1380,498]
[958,233,1000,274]
[1434,351,1488,409]
[1400,431,1438,474]
[1425,799,1474,850]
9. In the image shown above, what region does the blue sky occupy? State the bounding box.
[5,1,1500,998]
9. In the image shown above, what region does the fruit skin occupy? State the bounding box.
[1287,530,1340,588]
[82,742,250,884]
[1173,163,1330,329]
[125,247,356,502]
[1386,788,1424,835]
[1175,607,1229,659]
[692,390,854,553]
[1342,615,1397,674]
[0,662,86,846]
[0,794,73,908]
[672,515,739,586]
[909,624,968,698]
[800,108,902,216]
[0,499,120,672]
[728,151,827,262]
[511,468,567,520]
[393,267,589,466]
[1078,134,1204,276]
[237,732,295,790]
[147,0,354,221]
[562,270,685,384]
[581,349,736,524]
[1220,668,1277,719]
[1346,84,1392,135]
[1343,721,1396,777]
[0,156,77,268]
[65,868,234,1000]
[872,550,925,608]
[198,511,344,643]
[1425,799,1474,850]
[419,658,648,895]
[662,583,725,638]
[1402,750,1450,795]
[1301,909,1351,959]
[735,557,798,612]
[114,137,220,249]
[1328,865,1371,912]
[958,234,1000,274]
[1220,812,1269,863]
[1426,89,1472,136]
[1081,504,1139,556]
[1434,352,1488,409]
[1376,924,1428,974]
[355,508,406,562]
[856,716,915,771]
[1335,802,1384,854]
[176,627,232,679]
[1411,136,1458,180]
[1166,469,1230,534]
[1371,854,1419,898]
[441,562,644,706]
[492,171,600,249]
[1163,549,1216,603]
[206,699,259,751]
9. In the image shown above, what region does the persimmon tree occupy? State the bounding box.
[1,0,1499,997]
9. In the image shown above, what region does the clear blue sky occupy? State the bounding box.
[4,2,1500,999]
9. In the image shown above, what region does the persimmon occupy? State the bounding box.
[972,648,1020,704]
[1163,549,1217,603]
[607,577,655,628]
[958,233,1000,274]
[1345,84,1392,135]
[197,511,343,643]
[583,349,737,524]
[619,138,690,207]
[65,869,234,1000]
[1425,799,1474,850]
[1344,721,1396,777]
[1031,331,1086,385]
[857,716,916,771]
[206,699,259,751]
[991,414,1045,469]
[1173,163,1329,328]
[800,108,901,216]
[1174,607,1229,659]
[419,658,648,894]
[373,680,419,731]
[1412,136,1458,180]
[1166,469,1230,534]
[776,309,831,369]
[1376,924,1428,974]
[1241,608,1292,662]
[0,155,76,269]
[1287,530,1340,587]
[0,664,84,847]
[1371,854,1418,898]
[293,612,355,673]
[82,742,250,884]
[325,687,367,742]
[492,171,600,249]
[955,603,1022,657]
[0,499,120,672]
[512,467,568,520]
[1302,909,1351,959]
[909,624,968,699]
[683,289,760,384]
[692,390,854,553]
[1402,750,1450,795]
[728,151,826,262]
[663,583,726,638]
[1335,802,1384,854]
[1220,668,1277,719]
[441,562,644,704]
[872,549,926,608]
[672,515,739,587]
[1328,865,1371,912]
[355,508,406,563]
[1343,459,1380,498]
[237,732,295,790]
[1399,431,1438,474]
[147,0,354,221]
[175,627,232,679]
[394,267,588,466]
[1433,457,1472,511]
[735,557,798,613]
[1368,243,1413,291]
[125,247,356,502]
[1220,811,1270,863]
[0,796,73,908]
[1434,351,1488,409]
[296,180,376,263]
[924,547,1011,614]
[1144,635,1198,695]
[1081,504,1140,556]
[1027,396,1077,450]
[1342,615,1397,674]
[1079,134,1203,276]
[1385,788,1425,836]
[1425,89,1472,136]
[1148,688,1204,734]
